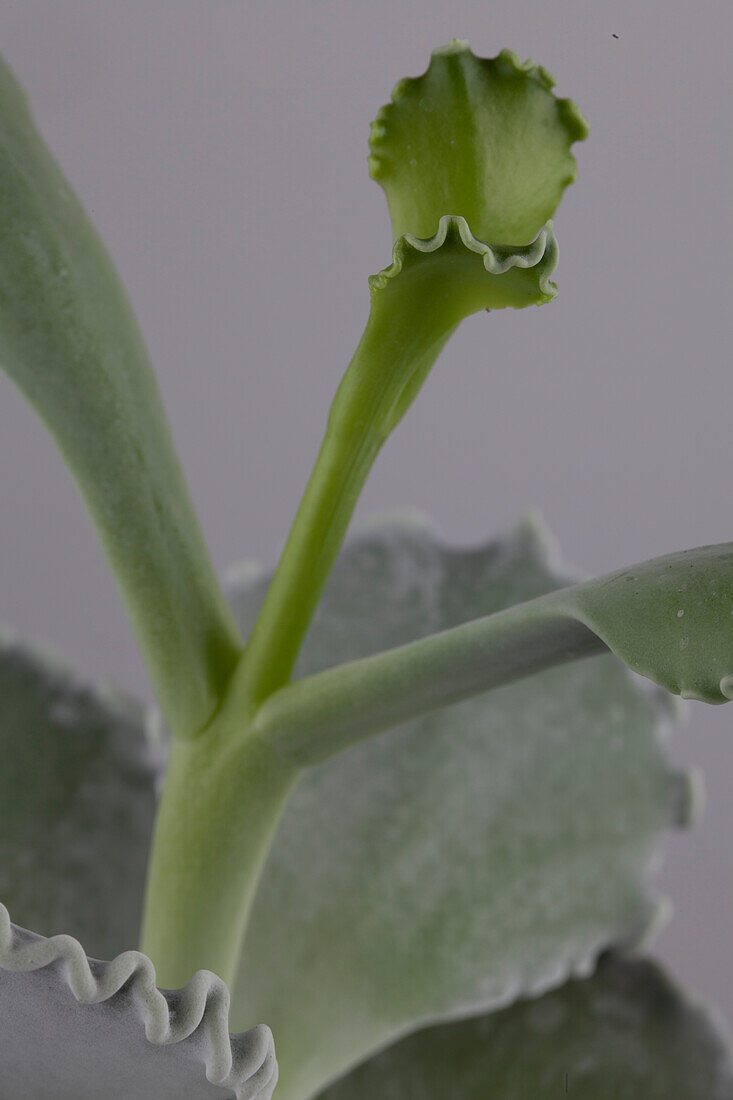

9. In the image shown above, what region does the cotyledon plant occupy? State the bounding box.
[0,37,730,1100]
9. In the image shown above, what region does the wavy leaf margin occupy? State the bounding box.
[0,903,277,1099]
[368,214,558,304]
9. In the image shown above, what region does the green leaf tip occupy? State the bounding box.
[369,40,588,247]
[560,543,733,705]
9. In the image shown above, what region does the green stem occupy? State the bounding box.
[253,590,607,767]
[140,230,558,982]
[140,706,298,991]
[239,281,460,709]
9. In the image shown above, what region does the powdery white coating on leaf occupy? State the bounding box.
[316,954,733,1099]
[226,514,686,1100]
[0,904,277,1100]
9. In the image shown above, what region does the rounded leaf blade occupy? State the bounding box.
[227,515,687,1100]
[370,41,588,245]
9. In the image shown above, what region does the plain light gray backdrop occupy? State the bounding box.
[0,1,730,1022]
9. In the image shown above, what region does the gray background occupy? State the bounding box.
[0,1,730,1021]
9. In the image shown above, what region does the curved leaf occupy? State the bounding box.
[227,514,690,1100]
[370,40,588,246]
[0,628,158,959]
[317,954,733,1100]
[0,904,277,1099]
[0,53,241,738]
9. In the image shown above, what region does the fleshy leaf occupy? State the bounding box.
[227,515,689,1100]
[370,41,588,246]
[0,53,242,738]
[556,543,733,704]
[0,627,159,959]
[0,904,277,1099]
[317,954,733,1100]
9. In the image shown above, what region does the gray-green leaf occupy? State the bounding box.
[0,54,241,738]
[316,954,733,1100]
[0,628,158,959]
[227,515,690,1100]
[556,543,733,704]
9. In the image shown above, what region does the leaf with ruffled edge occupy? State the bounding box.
[362,40,588,330]
[0,904,276,1099]
[316,954,733,1100]
[356,217,560,442]
[226,514,693,1100]
[370,209,559,324]
[331,41,587,471]
[369,40,588,247]
[221,41,586,720]
[0,633,275,1098]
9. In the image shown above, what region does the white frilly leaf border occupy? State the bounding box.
[0,902,277,1099]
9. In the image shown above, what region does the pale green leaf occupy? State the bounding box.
[316,954,733,1100]
[227,515,689,1100]
[0,904,277,1099]
[0,628,158,959]
[0,54,241,738]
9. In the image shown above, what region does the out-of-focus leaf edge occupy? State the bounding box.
[315,951,733,1100]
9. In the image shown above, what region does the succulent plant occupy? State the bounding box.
[0,40,730,1100]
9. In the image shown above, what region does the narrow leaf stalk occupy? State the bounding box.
[253,590,606,767]
[237,284,458,708]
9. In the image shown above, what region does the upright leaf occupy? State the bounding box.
[0,56,241,737]
[236,42,586,707]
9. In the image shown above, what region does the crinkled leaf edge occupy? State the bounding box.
[368,214,558,305]
[0,903,277,1098]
